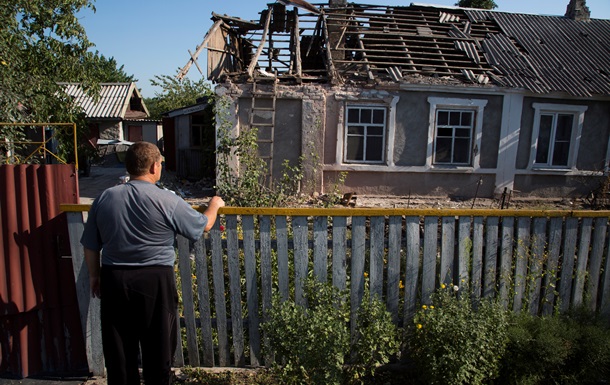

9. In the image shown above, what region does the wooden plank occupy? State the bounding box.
[587,217,607,312]
[177,235,200,366]
[194,237,214,367]
[370,216,385,299]
[458,216,471,288]
[499,217,514,308]
[422,216,438,304]
[210,221,230,366]
[387,215,402,323]
[600,237,610,319]
[242,216,261,366]
[471,217,484,300]
[247,9,273,77]
[293,216,309,306]
[351,216,366,338]
[259,215,273,366]
[226,215,245,366]
[527,218,546,315]
[276,216,289,301]
[573,217,593,307]
[440,216,455,286]
[513,217,531,312]
[332,216,348,291]
[483,217,499,299]
[404,216,421,322]
[260,216,273,313]
[542,218,562,316]
[313,216,328,282]
[559,218,579,313]
[66,212,104,376]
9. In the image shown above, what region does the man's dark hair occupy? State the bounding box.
[125,142,161,176]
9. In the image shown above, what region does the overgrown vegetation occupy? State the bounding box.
[261,280,400,385]
[408,284,508,385]
[214,94,306,207]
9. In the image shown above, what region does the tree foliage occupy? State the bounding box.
[455,0,498,9]
[0,0,96,123]
[0,0,137,164]
[81,50,136,83]
[145,74,213,120]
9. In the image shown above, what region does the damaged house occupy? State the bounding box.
[179,0,610,199]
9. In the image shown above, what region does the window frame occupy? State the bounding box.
[427,97,488,169]
[529,103,587,171]
[343,105,388,164]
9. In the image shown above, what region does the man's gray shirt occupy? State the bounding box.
[80,180,207,266]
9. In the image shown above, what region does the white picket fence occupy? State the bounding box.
[62,205,610,375]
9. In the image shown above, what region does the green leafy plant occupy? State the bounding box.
[498,308,610,384]
[262,279,399,385]
[347,292,401,384]
[262,279,349,385]
[409,284,509,385]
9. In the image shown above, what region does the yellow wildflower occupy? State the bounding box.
[417,324,423,329]
[430,305,434,309]
[422,305,427,310]
[441,283,446,289]
[399,280,405,289]
[364,272,369,278]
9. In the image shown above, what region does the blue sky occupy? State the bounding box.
[78,0,610,99]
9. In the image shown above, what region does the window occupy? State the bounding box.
[427,97,487,168]
[344,106,386,163]
[191,114,205,147]
[530,103,587,169]
[434,109,474,165]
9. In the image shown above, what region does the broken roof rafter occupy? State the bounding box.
[186,3,610,96]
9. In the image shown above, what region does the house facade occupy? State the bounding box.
[182,0,610,199]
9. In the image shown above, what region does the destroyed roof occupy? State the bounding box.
[188,2,610,97]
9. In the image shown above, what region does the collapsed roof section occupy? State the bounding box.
[179,2,610,96]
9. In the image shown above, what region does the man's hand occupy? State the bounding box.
[90,276,101,298]
[84,248,102,298]
[203,196,225,231]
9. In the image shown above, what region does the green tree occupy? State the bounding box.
[0,0,96,123]
[455,0,498,9]
[81,50,136,83]
[145,74,213,120]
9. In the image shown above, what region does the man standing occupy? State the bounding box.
[80,141,224,385]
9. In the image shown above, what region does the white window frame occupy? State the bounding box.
[343,105,388,164]
[528,103,587,170]
[427,97,488,169]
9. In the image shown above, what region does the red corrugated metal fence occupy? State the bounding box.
[0,164,88,378]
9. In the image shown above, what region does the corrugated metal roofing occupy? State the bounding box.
[60,82,139,119]
[466,10,610,96]
[0,164,88,377]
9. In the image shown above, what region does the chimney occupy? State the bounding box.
[565,0,591,21]
[329,0,347,7]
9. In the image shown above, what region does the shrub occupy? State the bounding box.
[262,279,400,385]
[498,309,610,384]
[347,292,401,384]
[408,284,509,385]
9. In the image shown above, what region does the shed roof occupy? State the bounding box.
[60,82,149,119]
[191,2,610,97]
